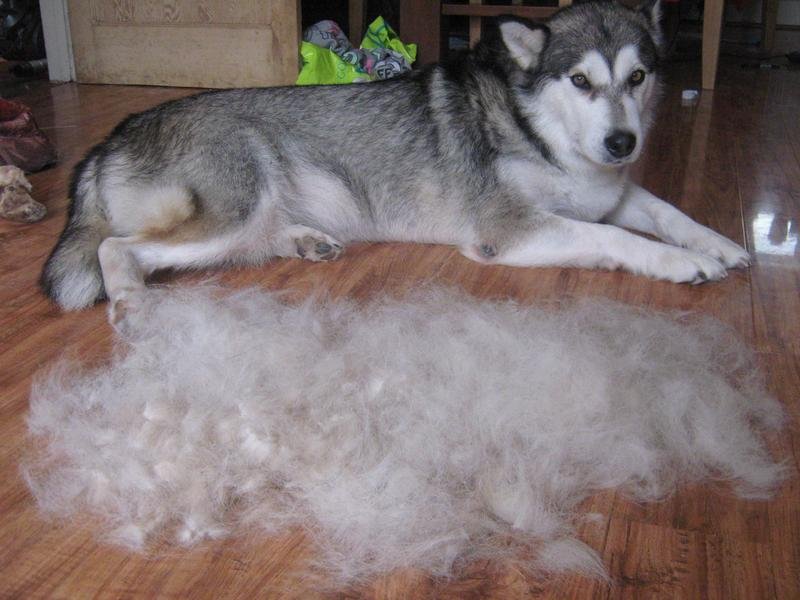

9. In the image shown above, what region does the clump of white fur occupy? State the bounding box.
[24,285,787,583]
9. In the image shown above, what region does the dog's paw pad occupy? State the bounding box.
[480,244,497,258]
[295,235,343,262]
[108,289,149,337]
[110,300,136,336]
[459,243,499,264]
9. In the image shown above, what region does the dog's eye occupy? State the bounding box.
[570,73,591,90]
[629,69,646,86]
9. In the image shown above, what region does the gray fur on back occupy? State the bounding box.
[96,65,544,240]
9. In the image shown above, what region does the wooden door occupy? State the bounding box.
[67,0,301,88]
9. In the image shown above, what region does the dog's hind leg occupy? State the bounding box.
[98,229,253,331]
[97,236,153,331]
[462,212,729,284]
[98,222,345,331]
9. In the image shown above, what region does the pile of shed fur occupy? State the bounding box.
[24,285,787,583]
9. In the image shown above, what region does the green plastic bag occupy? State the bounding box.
[296,41,371,85]
[296,17,417,85]
[361,16,417,67]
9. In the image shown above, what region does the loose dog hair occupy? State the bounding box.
[25,286,787,583]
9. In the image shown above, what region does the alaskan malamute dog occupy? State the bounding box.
[42,0,748,324]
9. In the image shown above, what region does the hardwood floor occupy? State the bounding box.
[1,59,798,598]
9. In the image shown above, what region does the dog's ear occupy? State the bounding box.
[637,0,665,51]
[637,0,662,28]
[498,18,549,71]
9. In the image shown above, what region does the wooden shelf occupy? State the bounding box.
[441,4,558,19]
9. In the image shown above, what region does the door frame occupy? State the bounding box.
[39,0,76,82]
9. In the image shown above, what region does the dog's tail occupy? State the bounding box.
[40,154,109,310]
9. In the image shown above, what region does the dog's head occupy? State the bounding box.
[491,0,664,167]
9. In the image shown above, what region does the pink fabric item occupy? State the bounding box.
[0,98,56,172]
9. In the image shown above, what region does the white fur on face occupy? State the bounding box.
[572,50,612,87]
[24,285,786,584]
[613,44,658,160]
[534,46,657,167]
[612,44,642,82]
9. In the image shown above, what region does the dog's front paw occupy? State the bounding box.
[650,247,727,284]
[679,227,750,269]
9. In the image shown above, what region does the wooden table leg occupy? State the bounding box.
[399,0,442,66]
[761,0,778,55]
[348,0,365,42]
[469,0,482,47]
[702,0,724,90]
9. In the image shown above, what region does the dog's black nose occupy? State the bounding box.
[604,131,637,158]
